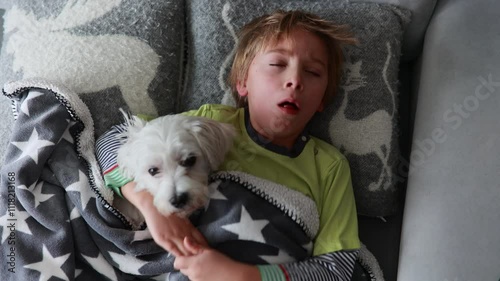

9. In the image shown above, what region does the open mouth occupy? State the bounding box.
[278,100,300,115]
[278,101,299,110]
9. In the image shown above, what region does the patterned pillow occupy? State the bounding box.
[182,0,410,217]
[0,0,184,161]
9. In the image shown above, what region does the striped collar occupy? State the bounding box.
[244,107,310,158]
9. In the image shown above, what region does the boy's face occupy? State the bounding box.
[237,28,328,148]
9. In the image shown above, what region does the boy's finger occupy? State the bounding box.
[184,236,203,254]
[166,243,182,257]
[173,256,185,270]
[176,242,193,257]
[191,230,208,247]
[163,239,188,257]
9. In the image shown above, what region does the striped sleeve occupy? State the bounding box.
[257,250,358,281]
[95,123,132,197]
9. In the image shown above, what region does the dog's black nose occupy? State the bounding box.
[170,192,189,208]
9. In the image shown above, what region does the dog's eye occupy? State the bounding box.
[180,155,196,167]
[148,167,160,176]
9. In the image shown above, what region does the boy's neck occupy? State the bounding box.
[243,108,310,157]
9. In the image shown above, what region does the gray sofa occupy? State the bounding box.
[0,0,499,281]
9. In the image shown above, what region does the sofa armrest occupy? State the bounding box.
[399,0,500,280]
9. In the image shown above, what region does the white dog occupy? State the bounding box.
[116,113,235,222]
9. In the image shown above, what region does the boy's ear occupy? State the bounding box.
[236,81,248,97]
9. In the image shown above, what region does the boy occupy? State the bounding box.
[96,9,360,281]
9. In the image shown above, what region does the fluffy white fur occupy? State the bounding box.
[117,113,235,221]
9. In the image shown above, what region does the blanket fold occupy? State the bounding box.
[1,79,171,281]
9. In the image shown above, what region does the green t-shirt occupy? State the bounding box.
[104,104,360,255]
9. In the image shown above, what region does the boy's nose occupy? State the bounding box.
[285,70,303,91]
[285,80,303,90]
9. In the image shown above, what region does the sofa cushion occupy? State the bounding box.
[357,0,438,61]
[0,0,184,162]
[399,0,500,279]
[183,0,410,217]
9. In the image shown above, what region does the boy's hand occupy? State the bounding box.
[174,237,261,281]
[121,182,208,256]
[141,204,208,257]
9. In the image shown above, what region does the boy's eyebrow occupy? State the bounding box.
[265,48,327,68]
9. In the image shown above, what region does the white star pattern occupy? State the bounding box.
[66,170,95,211]
[20,90,44,116]
[81,253,118,281]
[209,189,228,200]
[109,252,149,275]
[259,249,296,264]
[132,229,152,242]
[0,205,32,243]
[11,128,54,164]
[221,206,269,243]
[0,212,14,243]
[59,120,74,144]
[18,181,54,208]
[302,241,314,254]
[24,245,70,281]
[17,183,32,191]
[69,206,81,221]
[206,188,228,211]
[74,268,83,278]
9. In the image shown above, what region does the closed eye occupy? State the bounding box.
[270,63,286,67]
[306,70,321,77]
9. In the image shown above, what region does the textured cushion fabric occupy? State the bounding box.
[182,0,410,217]
[0,0,183,153]
[356,0,438,61]
[398,0,500,280]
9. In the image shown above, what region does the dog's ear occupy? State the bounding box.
[190,118,236,170]
[119,108,147,141]
[116,109,148,180]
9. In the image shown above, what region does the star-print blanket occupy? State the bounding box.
[0,79,320,281]
[0,79,383,281]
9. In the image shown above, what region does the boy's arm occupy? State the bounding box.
[174,237,261,281]
[174,239,358,281]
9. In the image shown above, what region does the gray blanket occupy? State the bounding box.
[0,79,325,281]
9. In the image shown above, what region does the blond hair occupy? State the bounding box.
[228,10,357,107]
